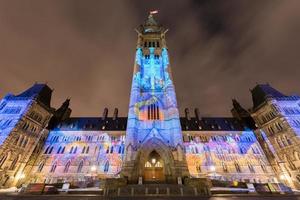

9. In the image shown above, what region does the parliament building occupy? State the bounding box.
[0,14,300,190]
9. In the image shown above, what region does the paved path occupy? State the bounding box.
[1,194,300,200]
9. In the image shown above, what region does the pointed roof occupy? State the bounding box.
[16,83,53,107]
[145,14,158,26]
[138,13,165,34]
[251,84,286,110]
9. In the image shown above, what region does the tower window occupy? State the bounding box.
[147,103,160,120]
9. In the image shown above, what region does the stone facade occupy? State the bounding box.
[0,84,54,187]
[121,13,189,183]
[0,14,299,190]
[250,84,300,189]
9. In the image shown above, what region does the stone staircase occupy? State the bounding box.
[104,184,210,197]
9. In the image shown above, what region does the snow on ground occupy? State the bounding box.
[0,187,19,193]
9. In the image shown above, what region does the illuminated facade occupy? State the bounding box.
[0,14,299,189]
[0,84,54,187]
[250,84,300,189]
[121,13,189,183]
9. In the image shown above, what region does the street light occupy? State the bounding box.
[210,166,216,172]
[91,165,97,172]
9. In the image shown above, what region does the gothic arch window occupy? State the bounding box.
[49,146,54,154]
[9,155,20,170]
[77,160,84,173]
[64,161,71,173]
[57,147,61,154]
[69,146,73,154]
[261,164,267,173]
[0,102,6,110]
[18,135,24,147]
[73,146,77,154]
[196,164,201,173]
[297,175,300,183]
[61,146,65,154]
[234,162,241,173]
[0,153,8,168]
[155,161,162,168]
[22,138,29,148]
[14,136,19,145]
[147,103,160,120]
[222,162,228,172]
[122,145,125,154]
[50,162,57,173]
[104,161,109,172]
[94,146,98,155]
[145,161,151,168]
[44,146,50,154]
[284,135,292,145]
[37,161,45,172]
[294,151,300,160]
[248,164,255,173]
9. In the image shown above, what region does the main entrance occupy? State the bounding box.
[144,151,165,182]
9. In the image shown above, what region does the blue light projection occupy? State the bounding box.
[126,37,184,152]
[0,96,32,145]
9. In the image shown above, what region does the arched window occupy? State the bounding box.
[22,138,28,148]
[73,146,77,154]
[110,146,114,153]
[57,147,61,154]
[9,155,19,170]
[86,146,89,154]
[0,154,8,168]
[104,161,109,172]
[69,147,73,154]
[61,146,65,154]
[248,164,255,173]
[235,162,241,173]
[155,161,162,168]
[49,146,54,154]
[118,146,122,154]
[145,161,151,168]
[82,146,86,154]
[261,164,267,173]
[77,160,84,173]
[64,161,71,173]
[50,162,57,173]
[37,161,45,172]
[222,162,228,172]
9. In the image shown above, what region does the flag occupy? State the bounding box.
[150,10,158,15]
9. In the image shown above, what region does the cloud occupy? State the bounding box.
[0,0,299,117]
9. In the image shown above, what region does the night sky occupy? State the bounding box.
[0,0,299,117]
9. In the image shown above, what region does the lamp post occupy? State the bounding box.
[91,165,97,181]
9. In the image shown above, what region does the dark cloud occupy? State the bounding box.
[0,0,299,117]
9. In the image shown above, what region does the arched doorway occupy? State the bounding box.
[144,151,165,182]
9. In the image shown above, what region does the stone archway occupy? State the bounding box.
[134,137,175,183]
[144,150,165,182]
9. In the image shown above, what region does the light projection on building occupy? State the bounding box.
[183,131,273,182]
[34,130,125,183]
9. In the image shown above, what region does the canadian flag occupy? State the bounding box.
[150,10,158,15]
